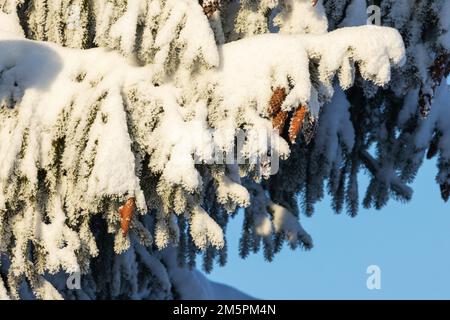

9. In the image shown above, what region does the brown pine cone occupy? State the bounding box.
[312,0,319,7]
[272,110,288,135]
[288,105,308,143]
[119,197,136,235]
[268,87,287,117]
[267,88,316,144]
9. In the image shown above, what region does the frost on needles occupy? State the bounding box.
[0,0,449,300]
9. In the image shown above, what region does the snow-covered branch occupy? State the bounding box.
[0,0,448,300]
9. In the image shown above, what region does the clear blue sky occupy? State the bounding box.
[207,156,450,299]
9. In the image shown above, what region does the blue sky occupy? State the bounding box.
[207,157,450,299]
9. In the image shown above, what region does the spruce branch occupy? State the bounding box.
[359,150,413,202]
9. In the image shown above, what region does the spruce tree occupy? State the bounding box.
[0,0,448,299]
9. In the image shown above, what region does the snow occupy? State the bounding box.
[0,276,9,299]
[109,0,144,56]
[204,25,405,138]
[301,26,406,88]
[275,0,328,35]
[190,206,225,250]
[162,248,254,300]
[0,35,151,211]
[439,1,450,50]
[101,0,220,79]
[212,34,312,115]
[314,87,355,167]
[85,87,143,204]
[0,1,422,300]
[0,12,24,37]
[216,173,251,210]
[416,82,450,158]
[38,199,81,274]
[268,201,312,248]
[179,270,255,300]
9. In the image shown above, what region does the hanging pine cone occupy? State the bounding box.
[268,87,286,117]
[267,88,317,144]
[288,104,308,144]
[272,110,288,135]
[119,197,136,235]
[312,0,319,6]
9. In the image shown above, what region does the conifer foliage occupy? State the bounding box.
[0,0,449,299]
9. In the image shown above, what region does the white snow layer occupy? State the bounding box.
[162,249,254,300]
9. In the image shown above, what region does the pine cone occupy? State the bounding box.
[312,0,319,6]
[119,197,135,235]
[288,105,308,144]
[267,88,316,144]
[268,87,286,117]
[272,110,288,135]
[440,183,450,202]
